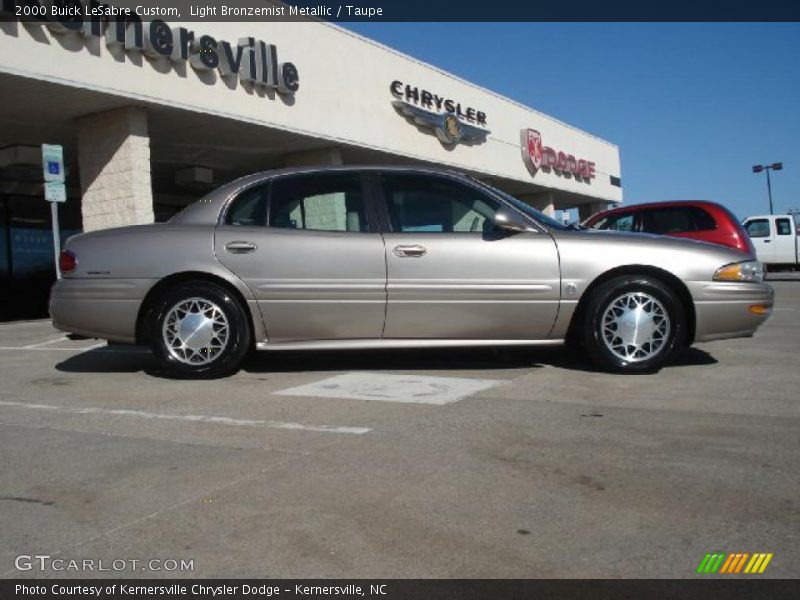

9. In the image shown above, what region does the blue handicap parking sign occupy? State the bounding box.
[48,161,60,175]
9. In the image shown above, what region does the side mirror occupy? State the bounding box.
[493,209,529,233]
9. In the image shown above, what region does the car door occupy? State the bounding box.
[774,217,796,263]
[214,172,387,343]
[375,172,560,340]
[743,218,776,264]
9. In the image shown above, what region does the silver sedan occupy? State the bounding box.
[50,166,774,378]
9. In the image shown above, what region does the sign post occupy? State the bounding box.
[41,144,66,279]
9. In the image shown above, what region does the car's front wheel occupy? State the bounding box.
[582,275,686,373]
[150,281,251,378]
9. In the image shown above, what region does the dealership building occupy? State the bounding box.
[0,3,622,317]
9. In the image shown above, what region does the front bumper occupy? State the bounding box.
[49,278,155,343]
[689,281,774,342]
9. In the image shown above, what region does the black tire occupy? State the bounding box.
[150,280,251,379]
[581,275,686,373]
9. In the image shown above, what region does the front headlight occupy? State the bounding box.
[713,260,765,282]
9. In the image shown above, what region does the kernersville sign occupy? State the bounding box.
[1,0,299,94]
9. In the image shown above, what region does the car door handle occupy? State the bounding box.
[225,241,257,254]
[763,240,771,243]
[393,244,427,258]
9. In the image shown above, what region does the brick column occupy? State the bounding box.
[578,201,609,223]
[77,107,153,232]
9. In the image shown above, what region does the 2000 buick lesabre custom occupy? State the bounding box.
[50,166,773,378]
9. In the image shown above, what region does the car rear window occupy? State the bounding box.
[642,206,716,234]
[690,207,717,231]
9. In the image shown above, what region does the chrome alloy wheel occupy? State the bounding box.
[162,297,229,365]
[601,292,671,363]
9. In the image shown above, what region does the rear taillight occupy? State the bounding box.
[59,250,77,274]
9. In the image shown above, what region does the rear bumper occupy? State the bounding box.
[49,278,156,343]
[689,281,774,342]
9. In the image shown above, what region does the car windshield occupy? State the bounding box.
[480,183,569,231]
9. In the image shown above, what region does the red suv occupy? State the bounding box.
[584,200,755,256]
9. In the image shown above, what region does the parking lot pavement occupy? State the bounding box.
[0,283,798,579]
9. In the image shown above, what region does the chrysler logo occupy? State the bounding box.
[392,100,491,146]
[390,80,490,146]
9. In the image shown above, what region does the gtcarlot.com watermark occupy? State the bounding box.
[15,554,194,573]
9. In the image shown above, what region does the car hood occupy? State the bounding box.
[567,228,686,242]
[549,228,753,284]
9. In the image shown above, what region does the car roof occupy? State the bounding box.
[229,164,470,184]
[586,200,727,222]
[169,165,479,226]
[745,214,795,220]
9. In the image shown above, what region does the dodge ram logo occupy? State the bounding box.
[523,129,543,171]
[520,128,596,181]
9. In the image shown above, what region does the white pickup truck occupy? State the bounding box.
[742,214,800,269]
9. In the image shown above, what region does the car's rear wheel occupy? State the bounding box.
[582,275,686,373]
[150,281,250,378]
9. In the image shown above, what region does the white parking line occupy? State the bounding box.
[83,342,109,350]
[276,372,501,405]
[0,343,131,352]
[22,336,68,349]
[0,400,371,435]
[0,347,81,351]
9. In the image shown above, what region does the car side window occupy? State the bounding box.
[689,207,717,231]
[269,173,367,233]
[592,213,635,232]
[745,219,771,238]
[381,173,500,233]
[776,218,792,236]
[225,183,268,226]
[642,208,695,234]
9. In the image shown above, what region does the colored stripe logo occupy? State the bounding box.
[696,553,773,574]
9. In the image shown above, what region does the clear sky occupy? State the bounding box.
[344,22,799,220]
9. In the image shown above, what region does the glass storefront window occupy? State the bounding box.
[1,193,82,320]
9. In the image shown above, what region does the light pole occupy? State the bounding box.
[752,162,783,215]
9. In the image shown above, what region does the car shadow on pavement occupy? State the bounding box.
[55,344,717,378]
[55,345,548,377]
[670,347,719,367]
[55,347,157,374]
[239,346,546,374]
[543,346,718,374]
